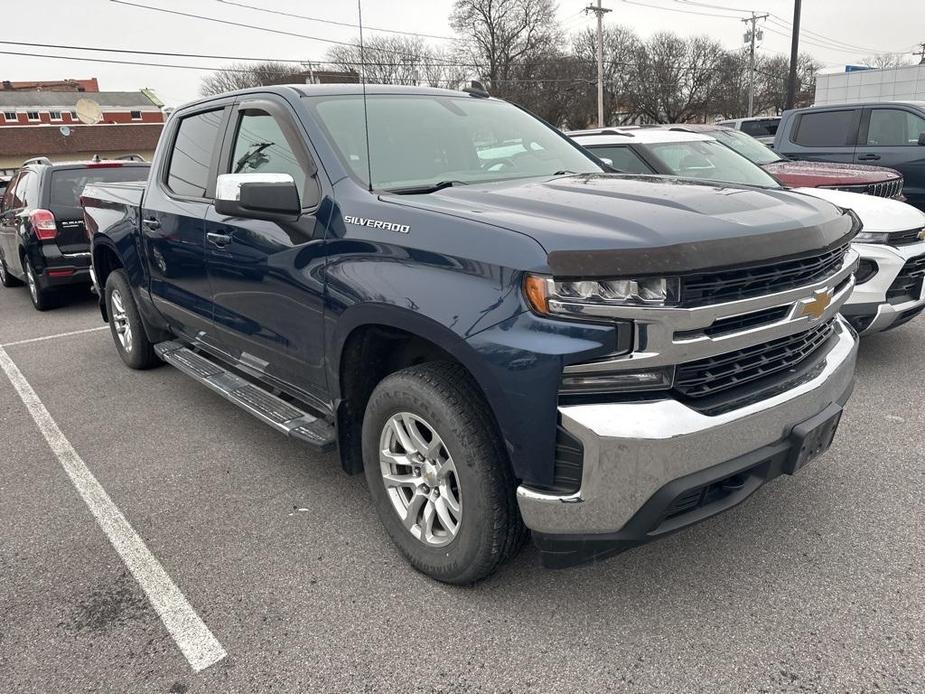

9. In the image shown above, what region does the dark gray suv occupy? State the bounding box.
[774,102,925,209]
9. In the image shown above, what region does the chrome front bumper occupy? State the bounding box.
[846,241,925,334]
[517,315,858,536]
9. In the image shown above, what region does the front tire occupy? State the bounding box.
[362,362,526,584]
[104,269,160,370]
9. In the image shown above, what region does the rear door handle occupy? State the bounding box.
[207,232,233,247]
[858,153,881,161]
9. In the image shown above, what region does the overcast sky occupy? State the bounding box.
[2,0,923,106]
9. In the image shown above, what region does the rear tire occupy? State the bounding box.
[0,255,22,288]
[362,361,526,584]
[24,257,56,311]
[104,269,160,370]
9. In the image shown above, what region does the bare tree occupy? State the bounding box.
[326,36,465,88]
[571,25,643,127]
[200,62,305,96]
[450,0,561,96]
[758,53,819,114]
[858,53,912,69]
[624,33,726,123]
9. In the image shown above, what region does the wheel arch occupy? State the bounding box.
[331,304,513,477]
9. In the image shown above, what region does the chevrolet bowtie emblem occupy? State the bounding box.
[918,227,925,241]
[798,289,833,320]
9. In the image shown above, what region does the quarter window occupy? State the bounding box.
[165,109,225,198]
[229,109,308,197]
[865,109,925,146]
[793,110,858,147]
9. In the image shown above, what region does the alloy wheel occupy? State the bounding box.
[378,412,462,547]
[110,288,134,353]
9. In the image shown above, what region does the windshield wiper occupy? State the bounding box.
[386,180,468,195]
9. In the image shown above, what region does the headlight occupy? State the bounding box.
[853,231,892,243]
[524,274,679,316]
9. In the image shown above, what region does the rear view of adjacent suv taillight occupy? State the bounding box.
[29,209,57,241]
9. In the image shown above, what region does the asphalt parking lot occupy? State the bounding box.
[0,285,922,694]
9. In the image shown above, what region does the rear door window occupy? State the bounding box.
[793,110,859,147]
[865,108,925,146]
[165,109,225,198]
[740,119,779,137]
[1,173,21,210]
[585,145,655,174]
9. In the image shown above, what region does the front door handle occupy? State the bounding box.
[142,217,161,230]
[207,232,233,247]
[858,153,881,161]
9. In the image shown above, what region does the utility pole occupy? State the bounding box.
[914,43,925,65]
[785,0,802,110]
[585,0,612,128]
[742,11,768,117]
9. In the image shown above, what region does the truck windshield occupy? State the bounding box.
[646,140,781,188]
[303,94,603,191]
[711,129,783,166]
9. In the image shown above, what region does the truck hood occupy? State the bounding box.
[793,187,925,233]
[763,159,902,187]
[384,174,856,276]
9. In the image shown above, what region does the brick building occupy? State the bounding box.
[0,87,165,174]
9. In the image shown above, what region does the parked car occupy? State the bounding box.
[774,102,925,209]
[571,127,925,334]
[0,157,150,310]
[667,123,904,199]
[716,116,781,145]
[83,85,858,583]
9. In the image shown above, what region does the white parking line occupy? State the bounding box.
[0,346,227,673]
[1,325,109,347]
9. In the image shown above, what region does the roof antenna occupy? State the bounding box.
[358,0,373,193]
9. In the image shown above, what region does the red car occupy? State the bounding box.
[669,124,904,199]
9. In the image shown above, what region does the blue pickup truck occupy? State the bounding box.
[81,85,860,583]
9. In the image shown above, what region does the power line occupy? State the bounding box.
[214,0,460,42]
[0,49,258,73]
[673,0,754,14]
[108,0,463,66]
[766,13,893,54]
[619,0,743,20]
[0,39,475,69]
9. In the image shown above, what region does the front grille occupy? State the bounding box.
[828,178,904,199]
[675,320,835,399]
[888,227,925,246]
[886,255,925,304]
[681,244,849,306]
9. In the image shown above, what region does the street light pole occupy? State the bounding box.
[585,0,612,127]
[785,0,802,110]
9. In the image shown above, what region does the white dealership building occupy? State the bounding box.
[814,64,925,106]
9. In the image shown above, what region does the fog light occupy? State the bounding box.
[855,259,877,285]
